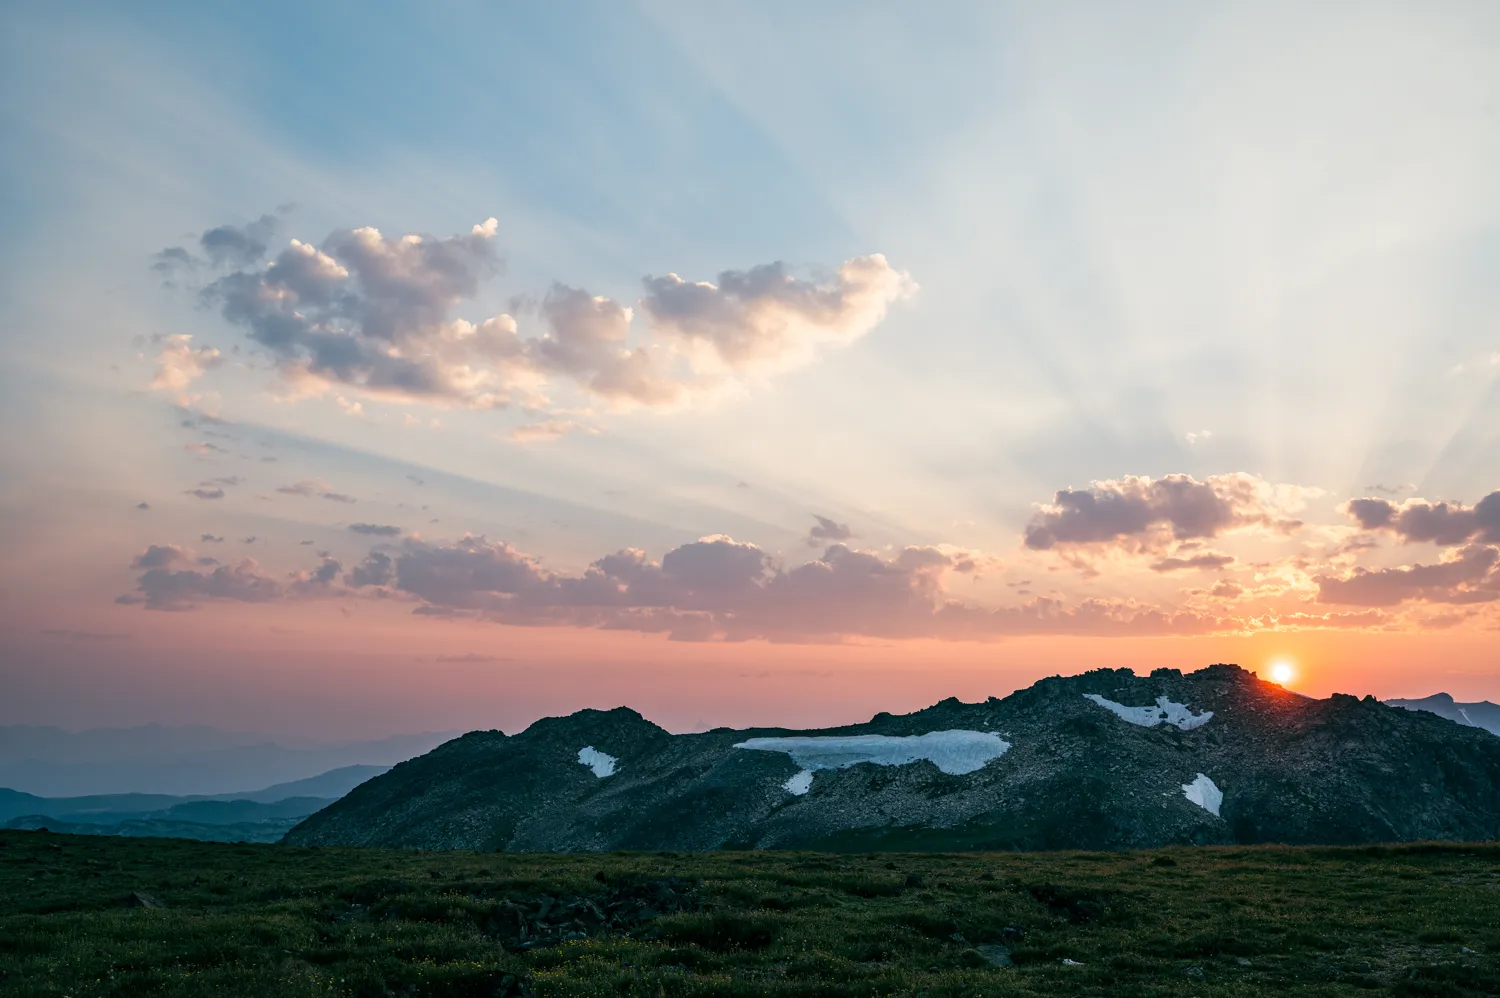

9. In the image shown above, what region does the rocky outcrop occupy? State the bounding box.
[285,664,1500,852]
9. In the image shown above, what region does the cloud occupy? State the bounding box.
[121,522,1399,639]
[173,214,911,414]
[332,534,1214,641]
[509,419,594,444]
[532,284,680,406]
[118,544,284,611]
[135,502,150,510]
[639,255,916,374]
[200,533,225,543]
[1316,545,1500,606]
[276,479,357,503]
[149,335,222,395]
[1023,473,1312,554]
[199,214,277,267]
[434,652,505,663]
[348,523,402,537]
[184,487,225,500]
[1341,491,1500,546]
[805,514,853,547]
[1149,552,1235,573]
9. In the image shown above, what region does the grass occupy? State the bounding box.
[1,831,1498,996]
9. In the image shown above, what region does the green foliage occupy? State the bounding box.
[1,830,1498,996]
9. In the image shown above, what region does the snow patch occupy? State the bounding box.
[783,769,814,795]
[734,730,1011,776]
[577,746,617,778]
[1181,773,1222,816]
[1083,694,1213,730]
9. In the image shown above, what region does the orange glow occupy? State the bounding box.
[1269,659,1296,685]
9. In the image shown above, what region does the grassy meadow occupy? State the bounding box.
[1,829,1497,996]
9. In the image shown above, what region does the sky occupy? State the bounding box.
[2,1,1498,740]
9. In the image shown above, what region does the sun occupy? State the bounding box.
[1269,659,1296,685]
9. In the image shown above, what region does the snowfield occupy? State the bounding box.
[733,730,1012,778]
[576,746,617,778]
[1182,773,1223,816]
[783,770,815,795]
[1083,694,1213,730]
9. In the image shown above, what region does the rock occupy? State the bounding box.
[130,892,165,909]
[960,944,1013,968]
[284,666,1500,852]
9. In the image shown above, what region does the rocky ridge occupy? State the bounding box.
[285,664,1500,852]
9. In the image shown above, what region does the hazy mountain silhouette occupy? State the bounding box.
[0,726,454,796]
[1385,694,1500,737]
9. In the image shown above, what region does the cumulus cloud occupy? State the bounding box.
[639,255,916,374]
[171,214,911,414]
[149,335,222,396]
[532,285,680,406]
[328,534,1216,641]
[348,523,402,537]
[1315,545,1500,607]
[1024,473,1311,554]
[1342,491,1500,546]
[805,515,853,547]
[118,543,284,611]
[118,519,1407,639]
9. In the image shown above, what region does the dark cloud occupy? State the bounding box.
[1316,545,1500,606]
[330,534,1209,641]
[184,487,224,500]
[805,515,853,547]
[200,534,225,543]
[1024,474,1307,553]
[1341,491,1500,546]
[346,550,395,588]
[119,555,283,611]
[150,245,196,275]
[132,545,188,569]
[199,214,277,267]
[348,523,402,536]
[135,502,150,510]
[1149,552,1235,573]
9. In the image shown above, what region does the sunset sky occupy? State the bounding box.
[2,2,1498,739]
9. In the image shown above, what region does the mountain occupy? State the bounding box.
[0,764,391,842]
[0,727,454,796]
[228,765,390,803]
[1385,693,1500,737]
[285,664,1500,852]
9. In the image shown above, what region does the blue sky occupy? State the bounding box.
[2,2,1499,735]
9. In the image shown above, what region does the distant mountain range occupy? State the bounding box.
[1385,693,1500,736]
[0,764,391,843]
[0,725,457,796]
[287,666,1500,852]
